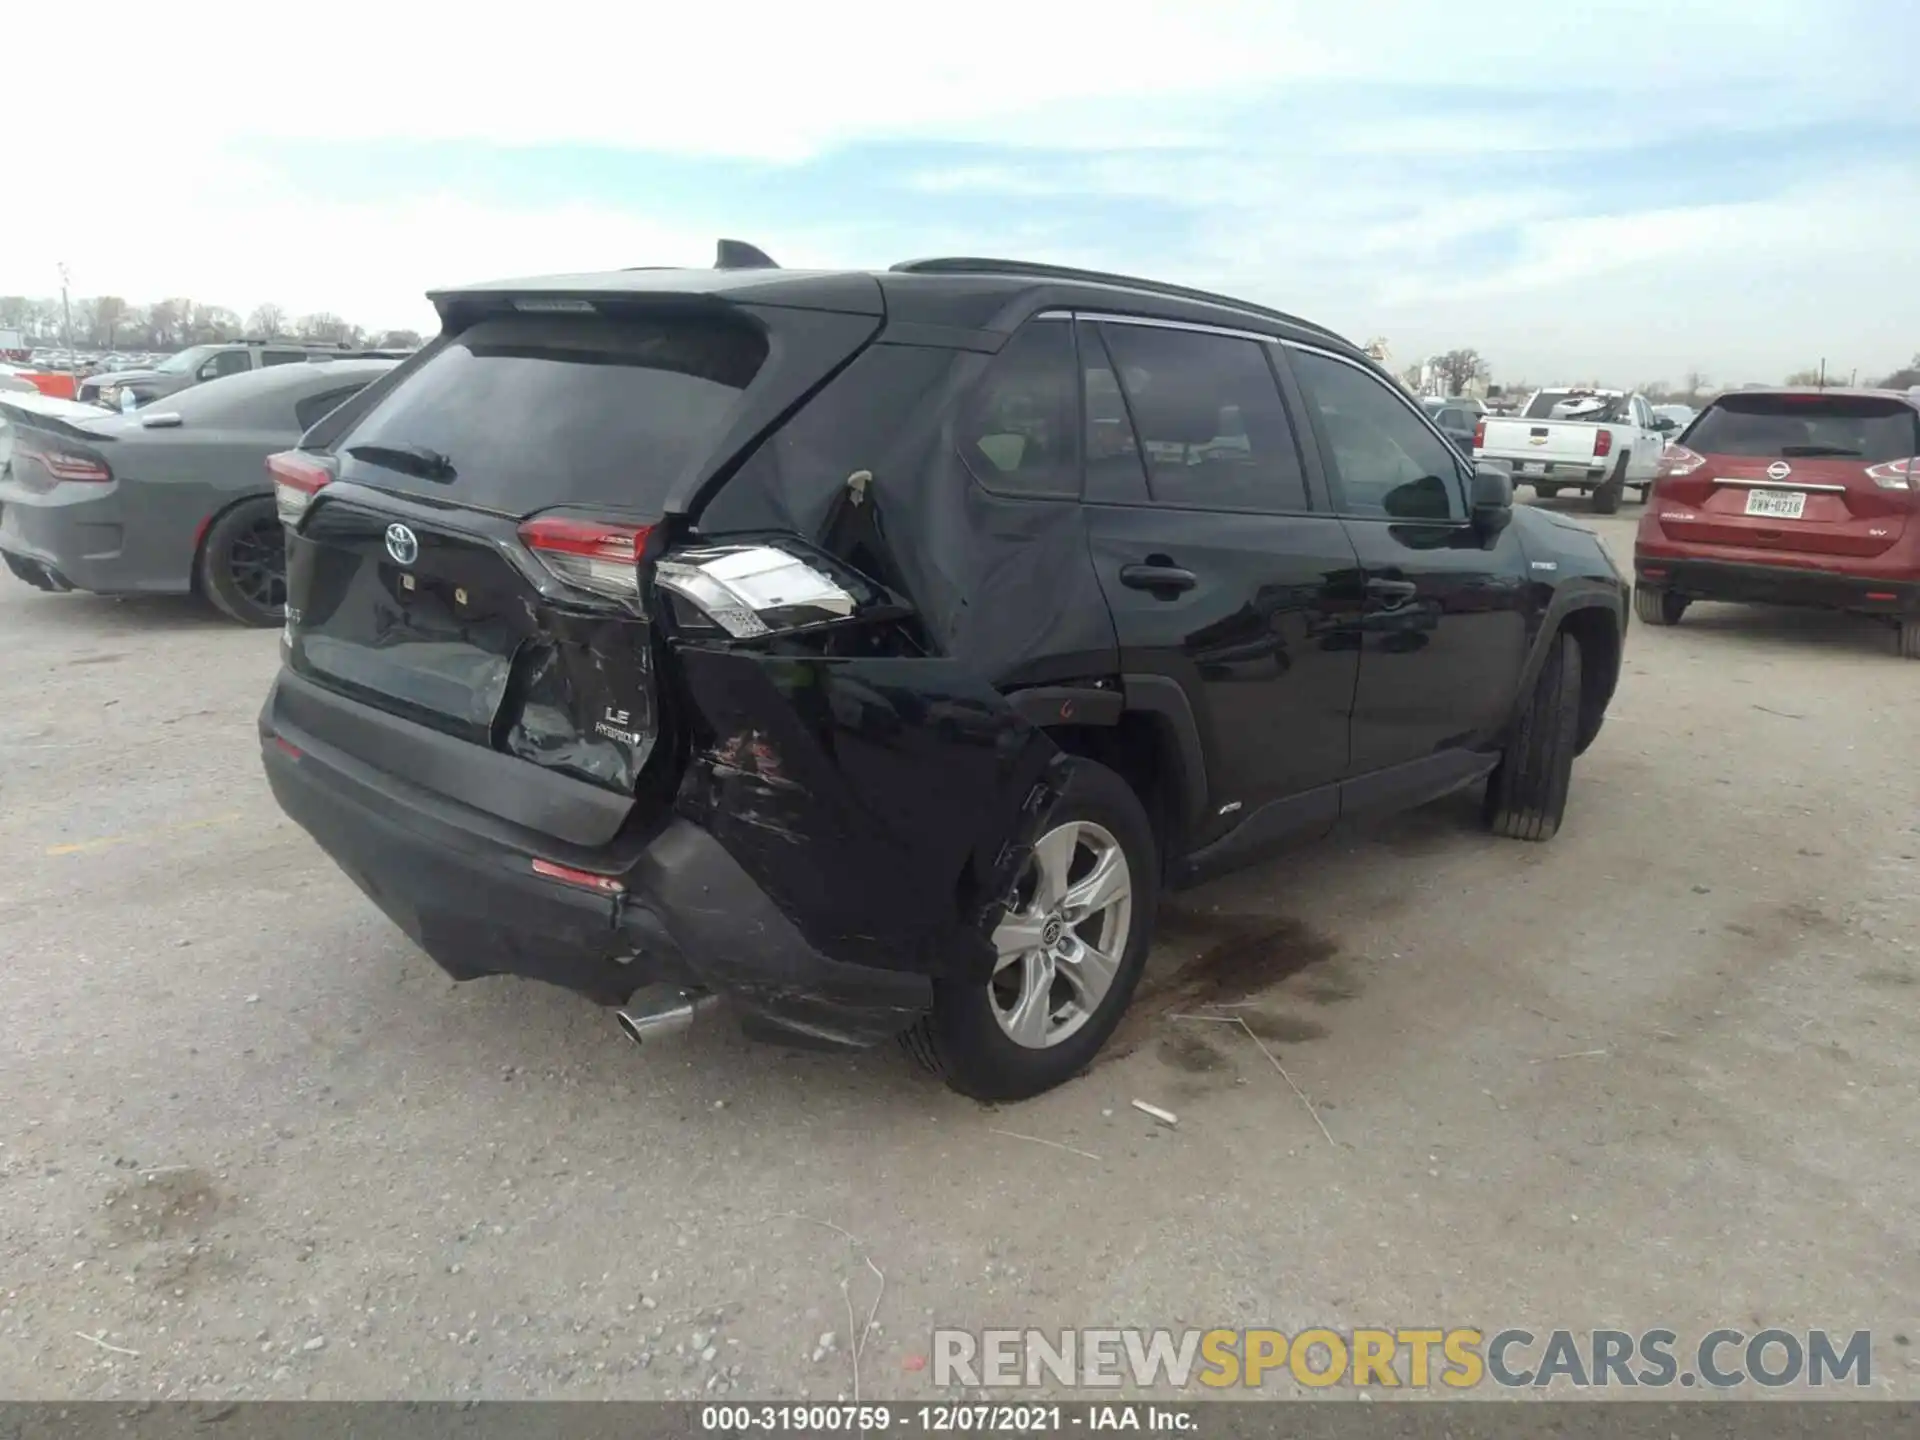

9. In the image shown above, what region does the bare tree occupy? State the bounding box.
[247,302,287,337]
[374,328,425,349]
[1682,368,1709,398]
[1435,347,1489,396]
[186,303,241,344]
[296,312,364,345]
[144,299,181,349]
[1783,367,1824,387]
[94,296,130,348]
[1878,353,1919,389]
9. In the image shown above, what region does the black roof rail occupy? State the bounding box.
[889,256,1347,344]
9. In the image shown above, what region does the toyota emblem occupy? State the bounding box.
[1766,461,1792,481]
[385,523,419,566]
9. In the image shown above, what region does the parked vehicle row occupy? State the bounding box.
[75,338,412,411]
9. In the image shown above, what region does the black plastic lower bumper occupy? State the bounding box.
[1636,556,1919,614]
[260,707,934,1050]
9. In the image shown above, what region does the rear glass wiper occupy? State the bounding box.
[346,442,457,482]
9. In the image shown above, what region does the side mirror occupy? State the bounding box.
[1471,464,1514,534]
[1653,416,1675,433]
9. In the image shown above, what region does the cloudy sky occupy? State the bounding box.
[10,0,1918,387]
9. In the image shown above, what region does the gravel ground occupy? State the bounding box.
[1,501,1915,1401]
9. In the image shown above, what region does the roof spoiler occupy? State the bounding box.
[714,239,778,270]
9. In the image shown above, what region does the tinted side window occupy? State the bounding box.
[207,350,252,378]
[956,319,1078,499]
[295,383,371,432]
[1080,324,1148,504]
[1439,408,1466,430]
[263,349,307,367]
[1098,323,1308,513]
[1291,349,1465,521]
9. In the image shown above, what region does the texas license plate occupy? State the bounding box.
[1745,489,1807,519]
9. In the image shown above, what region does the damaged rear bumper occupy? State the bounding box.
[259,655,1063,1050]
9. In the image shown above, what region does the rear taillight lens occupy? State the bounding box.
[1593,428,1613,458]
[19,439,110,483]
[519,515,652,602]
[1472,418,1486,449]
[1864,457,1917,491]
[655,543,859,639]
[270,451,333,525]
[1654,444,1706,480]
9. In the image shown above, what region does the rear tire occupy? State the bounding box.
[1633,584,1688,626]
[903,758,1158,1102]
[1589,456,1628,515]
[1485,630,1582,843]
[198,497,286,628]
[1900,616,1920,660]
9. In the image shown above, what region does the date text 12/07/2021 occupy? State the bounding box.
[699,1404,1198,1433]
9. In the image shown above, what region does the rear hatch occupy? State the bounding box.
[276,292,882,844]
[1652,392,1920,560]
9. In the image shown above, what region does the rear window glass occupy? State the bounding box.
[338,311,767,515]
[1687,395,1918,462]
[1524,390,1628,422]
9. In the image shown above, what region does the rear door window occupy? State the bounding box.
[1687,394,1919,463]
[1079,325,1148,504]
[1096,321,1310,513]
[956,318,1079,499]
[336,310,769,516]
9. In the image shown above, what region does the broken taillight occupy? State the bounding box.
[270,451,334,525]
[518,515,653,601]
[654,543,858,639]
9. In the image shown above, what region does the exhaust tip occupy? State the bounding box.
[614,986,712,1046]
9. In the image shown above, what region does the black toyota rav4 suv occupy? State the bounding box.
[259,246,1627,1101]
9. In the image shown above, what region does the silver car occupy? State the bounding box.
[1,357,396,625]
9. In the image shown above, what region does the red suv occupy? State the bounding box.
[1633,387,1920,658]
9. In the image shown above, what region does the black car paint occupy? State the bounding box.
[260,265,1626,1049]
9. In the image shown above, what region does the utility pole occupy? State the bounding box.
[58,263,74,358]
[1818,357,1826,391]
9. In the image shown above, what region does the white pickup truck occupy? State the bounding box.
[1474,387,1671,513]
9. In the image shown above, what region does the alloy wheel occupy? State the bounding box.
[988,820,1133,1049]
[228,515,287,613]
